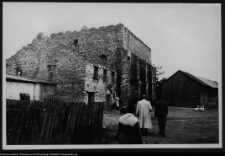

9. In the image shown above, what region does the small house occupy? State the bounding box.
[6,74,57,102]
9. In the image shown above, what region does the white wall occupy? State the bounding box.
[34,83,41,100]
[6,81,41,101]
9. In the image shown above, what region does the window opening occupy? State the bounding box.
[74,39,78,47]
[16,67,23,76]
[20,93,30,101]
[112,71,115,83]
[100,54,107,66]
[103,69,107,82]
[93,66,99,80]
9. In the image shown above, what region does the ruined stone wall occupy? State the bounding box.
[6,23,153,105]
[6,31,87,102]
[77,24,124,70]
[83,63,116,104]
[56,24,122,102]
[6,24,123,103]
[119,26,152,105]
[115,47,129,106]
[123,27,151,64]
[6,37,47,79]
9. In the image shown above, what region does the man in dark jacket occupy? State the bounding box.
[155,99,168,137]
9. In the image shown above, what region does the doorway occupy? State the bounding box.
[106,94,111,110]
[88,92,95,105]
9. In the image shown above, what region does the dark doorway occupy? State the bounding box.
[88,92,95,105]
[141,81,146,96]
[106,94,111,110]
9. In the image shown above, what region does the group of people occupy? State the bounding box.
[115,95,168,144]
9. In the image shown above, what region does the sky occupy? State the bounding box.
[3,2,221,82]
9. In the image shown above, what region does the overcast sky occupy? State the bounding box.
[3,3,221,82]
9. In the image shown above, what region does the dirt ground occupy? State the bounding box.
[101,106,219,144]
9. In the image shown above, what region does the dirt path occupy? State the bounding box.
[102,106,219,144]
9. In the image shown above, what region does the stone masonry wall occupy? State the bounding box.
[6,23,153,105]
[6,31,87,102]
[77,24,124,70]
[115,47,129,106]
[123,27,151,64]
[119,26,152,106]
[83,63,116,104]
[6,24,123,103]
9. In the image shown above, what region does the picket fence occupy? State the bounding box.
[6,99,104,145]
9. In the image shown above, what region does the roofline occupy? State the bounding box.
[80,23,152,52]
[160,70,179,85]
[6,75,57,84]
[180,70,218,88]
[161,70,218,89]
[122,26,151,52]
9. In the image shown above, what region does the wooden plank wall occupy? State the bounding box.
[161,71,201,107]
[6,99,104,144]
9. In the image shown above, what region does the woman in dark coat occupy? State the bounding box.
[115,105,143,144]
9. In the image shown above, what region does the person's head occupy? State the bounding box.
[159,98,165,101]
[142,95,146,99]
[126,105,136,114]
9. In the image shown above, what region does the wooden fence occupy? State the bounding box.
[6,99,104,145]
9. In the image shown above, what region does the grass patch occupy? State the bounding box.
[101,107,219,144]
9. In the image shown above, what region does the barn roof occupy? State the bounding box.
[180,70,218,88]
[6,74,57,84]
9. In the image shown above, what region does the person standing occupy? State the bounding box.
[155,99,168,137]
[136,95,153,136]
[114,105,143,144]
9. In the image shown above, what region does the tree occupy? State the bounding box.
[153,64,165,101]
[155,65,165,81]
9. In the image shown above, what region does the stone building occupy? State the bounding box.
[6,23,155,107]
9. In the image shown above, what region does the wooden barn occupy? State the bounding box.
[160,70,218,107]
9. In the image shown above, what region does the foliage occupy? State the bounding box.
[155,65,165,81]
